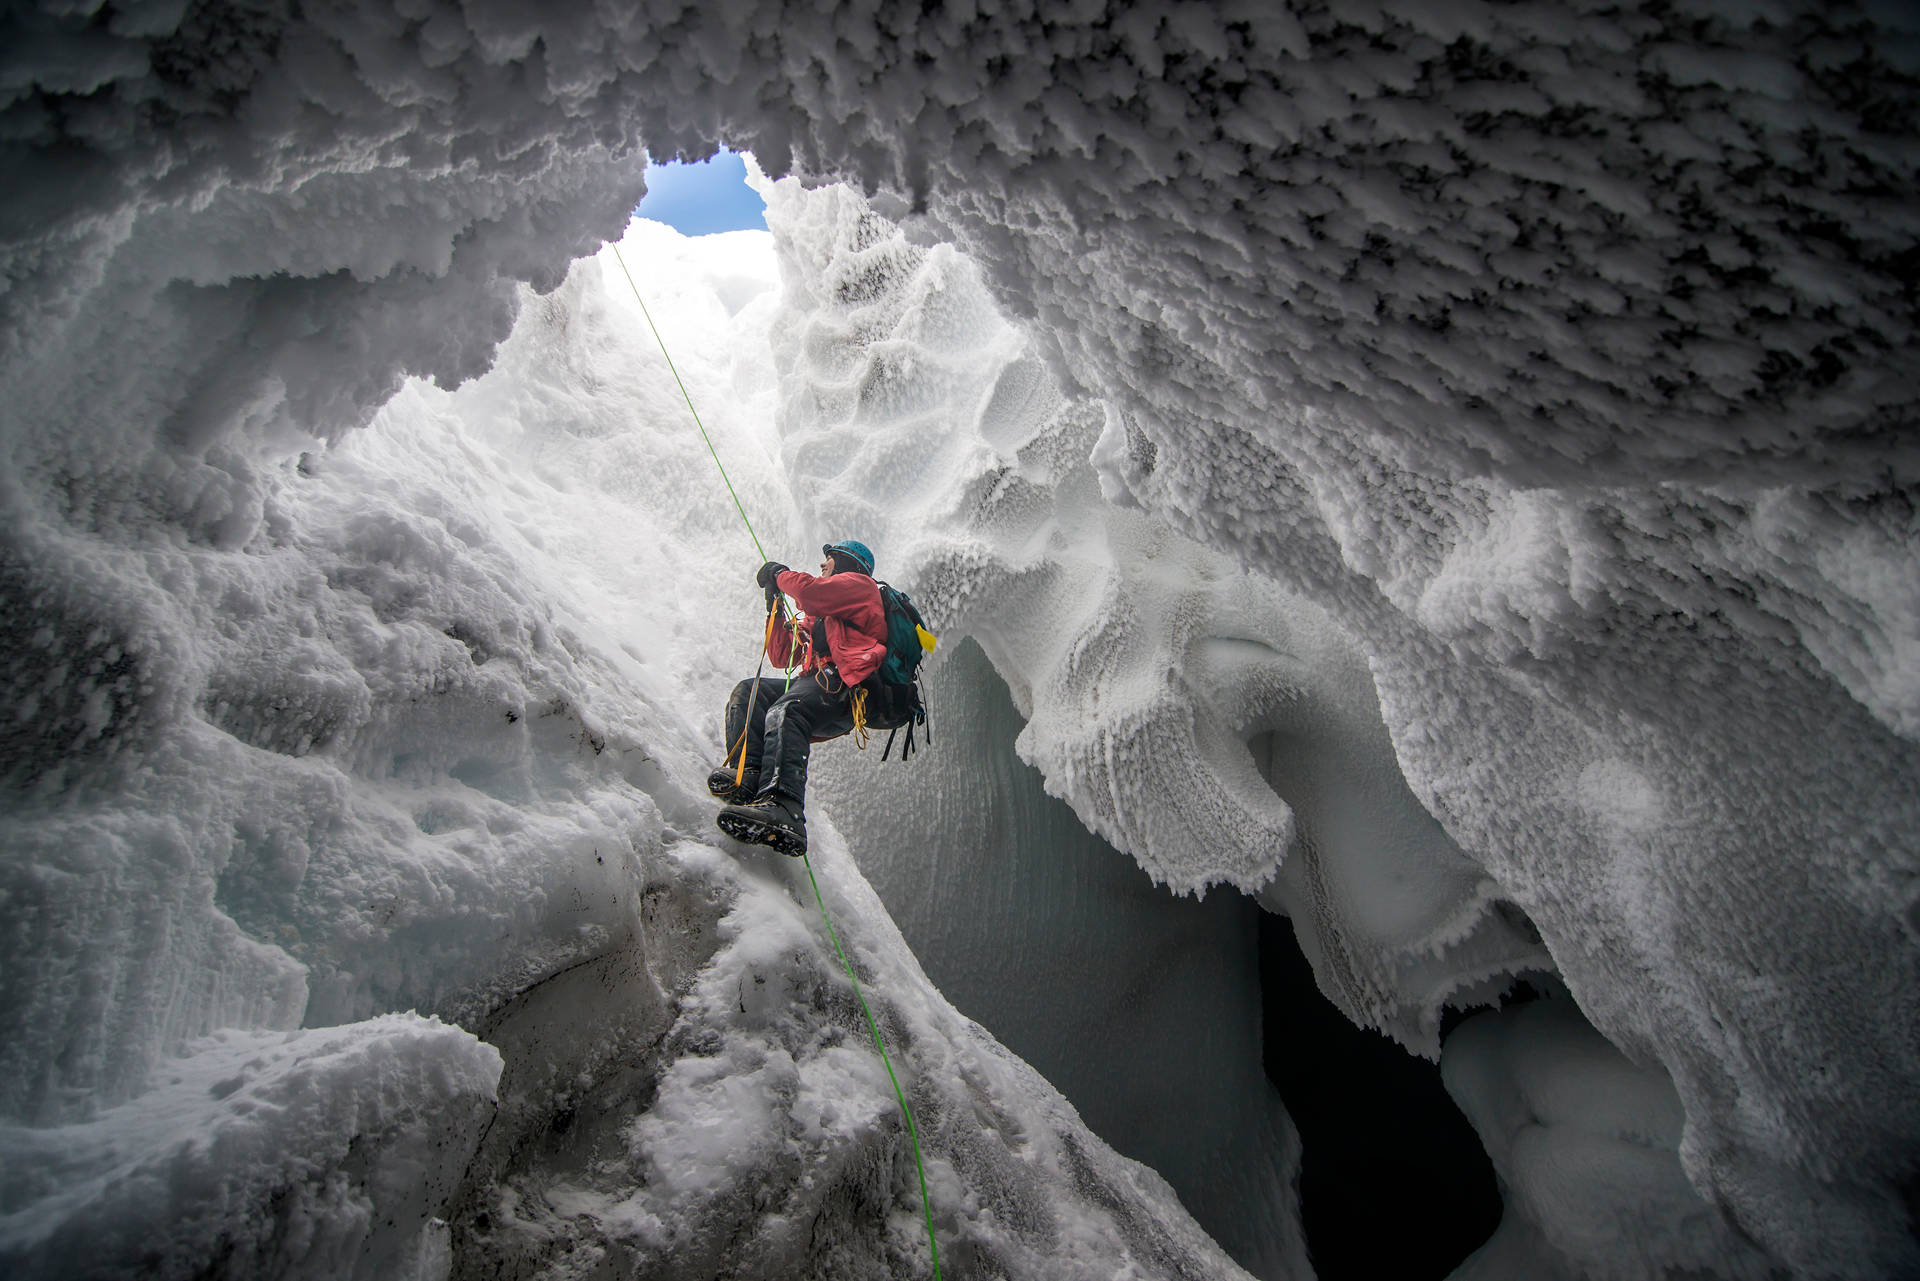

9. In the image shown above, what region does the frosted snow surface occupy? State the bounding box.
[767,172,1526,1275]
[1,218,1254,1279]
[0,1016,501,1280]
[5,2,1920,1279]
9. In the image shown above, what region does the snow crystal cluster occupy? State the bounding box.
[760,9,1920,1277]
[4,1,1918,1280]
[764,173,1773,1281]
[762,179,1311,1275]
[1,206,1260,1279]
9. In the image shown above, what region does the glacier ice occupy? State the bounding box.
[768,169,1550,1057]
[3,2,1919,1279]
[811,636,1308,1280]
[0,212,1259,1279]
[1,1016,500,1279]
[1442,996,1779,1281]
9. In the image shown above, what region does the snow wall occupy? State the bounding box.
[0,202,1269,1277]
[3,3,1918,1280]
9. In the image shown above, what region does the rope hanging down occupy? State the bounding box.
[610,238,941,1279]
[802,856,942,1280]
[609,241,767,564]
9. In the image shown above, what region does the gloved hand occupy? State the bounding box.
[757,560,788,606]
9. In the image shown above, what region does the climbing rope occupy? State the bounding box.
[613,237,941,1279]
[609,241,767,564]
[802,855,941,1280]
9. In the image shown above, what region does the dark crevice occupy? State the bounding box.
[1438,974,1549,1045]
[1260,913,1501,1280]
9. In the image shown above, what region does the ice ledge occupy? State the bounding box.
[0,1014,501,1281]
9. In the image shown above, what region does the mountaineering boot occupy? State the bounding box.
[707,763,759,804]
[715,794,808,857]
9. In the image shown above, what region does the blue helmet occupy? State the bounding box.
[822,539,875,576]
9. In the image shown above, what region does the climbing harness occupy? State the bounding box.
[612,240,941,1279]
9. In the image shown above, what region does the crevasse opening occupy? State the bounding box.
[5,5,1919,1281]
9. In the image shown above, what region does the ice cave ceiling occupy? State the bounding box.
[2,2,1917,1280]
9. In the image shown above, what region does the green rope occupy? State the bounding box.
[611,235,940,1277]
[802,854,942,1280]
[609,241,767,564]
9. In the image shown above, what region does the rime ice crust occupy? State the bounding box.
[764,175,1546,1275]
[772,15,1920,1281]
[764,182,1303,897]
[760,171,1918,1278]
[0,1017,501,1280]
[0,216,1255,1280]
[3,1,1918,1278]
[764,174,1552,1043]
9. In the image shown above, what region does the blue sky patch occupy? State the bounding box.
[637,151,768,235]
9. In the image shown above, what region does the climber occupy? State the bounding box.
[710,539,888,856]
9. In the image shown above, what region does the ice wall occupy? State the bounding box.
[5,2,1918,1277]
[810,638,1307,1279]
[0,213,1259,1279]
[764,174,1545,1274]
[773,13,1920,1275]
[764,175,1789,1279]
[1442,997,1780,1281]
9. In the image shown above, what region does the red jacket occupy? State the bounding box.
[768,568,888,685]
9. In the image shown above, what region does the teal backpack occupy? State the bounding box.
[868,582,936,758]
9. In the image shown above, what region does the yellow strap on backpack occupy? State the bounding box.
[850,686,872,749]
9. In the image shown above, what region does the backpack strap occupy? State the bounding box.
[879,685,928,763]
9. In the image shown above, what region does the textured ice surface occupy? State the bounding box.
[811,638,1308,1280]
[0,216,1253,1279]
[1443,998,1778,1281]
[770,174,1550,1060]
[460,819,1257,1281]
[0,1015,500,1280]
[5,2,1919,1278]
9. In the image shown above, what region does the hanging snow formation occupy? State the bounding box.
[766,181,1309,1278]
[2,2,1917,1279]
[767,171,1769,1281]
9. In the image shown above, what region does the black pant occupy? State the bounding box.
[724,675,854,807]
